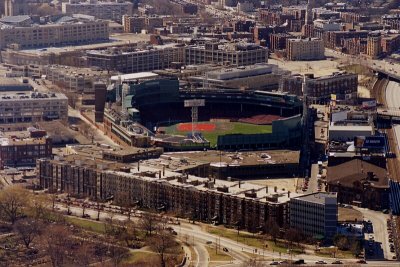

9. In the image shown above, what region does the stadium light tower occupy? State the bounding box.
[184,99,205,138]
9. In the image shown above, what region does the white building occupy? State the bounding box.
[287,38,325,61]
[0,92,68,124]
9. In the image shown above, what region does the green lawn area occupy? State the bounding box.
[165,122,272,147]
[206,226,302,255]
[205,246,233,262]
[316,247,356,259]
[65,216,106,233]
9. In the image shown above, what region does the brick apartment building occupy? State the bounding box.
[0,131,52,168]
[38,155,297,230]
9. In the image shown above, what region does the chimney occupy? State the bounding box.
[274,186,277,193]
[162,165,165,176]
[137,161,140,171]
[159,170,161,179]
[266,186,268,193]
[239,181,242,188]
[288,191,291,198]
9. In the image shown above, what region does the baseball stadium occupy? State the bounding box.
[121,78,303,150]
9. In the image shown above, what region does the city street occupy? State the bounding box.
[53,202,400,266]
[385,81,400,110]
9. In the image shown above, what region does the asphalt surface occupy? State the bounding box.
[385,81,400,110]
[355,207,395,261]
[54,203,400,266]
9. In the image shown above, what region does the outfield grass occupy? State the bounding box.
[165,122,272,147]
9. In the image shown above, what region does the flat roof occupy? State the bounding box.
[110,72,159,82]
[294,192,337,204]
[329,125,373,131]
[164,150,300,166]
[45,154,304,203]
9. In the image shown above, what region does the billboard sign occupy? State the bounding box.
[184,99,205,107]
[362,100,377,109]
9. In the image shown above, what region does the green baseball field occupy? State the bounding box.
[163,121,273,147]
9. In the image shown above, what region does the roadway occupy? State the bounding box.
[355,207,395,260]
[53,202,400,266]
[385,81,400,110]
[325,48,400,80]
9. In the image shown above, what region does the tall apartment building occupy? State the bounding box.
[305,72,358,104]
[86,44,185,73]
[62,0,133,23]
[38,155,300,230]
[290,192,338,240]
[367,33,382,59]
[0,92,68,124]
[0,16,109,49]
[185,42,268,66]
[286,38,325,61]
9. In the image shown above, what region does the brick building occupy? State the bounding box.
[286,38,325,61]
[0,130,52,168]
[38,155,300,230]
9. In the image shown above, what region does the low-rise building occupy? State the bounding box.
[62,0,133,23]
[86,43,184,73]
[0,130,52,168]
[0,15,109,49]
[305,72,358,104]
[327,159,390,211]
[185,42,268,66]
[290,192,338,240]
[0,91,68,124]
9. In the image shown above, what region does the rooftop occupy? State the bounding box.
[0,92,67,101]
[164,150,300,167]
[45,154,303,203]
[110,72,159,82]
[327,159,388,188]
[293,192,337,205]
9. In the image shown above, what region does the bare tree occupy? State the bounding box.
[95,198,102,221]
[0,186,27,224]
[14,218,42,249]
[43,225,72,267]
[265,218,280,244]
[147,229,177,267]
[139,212,161,236]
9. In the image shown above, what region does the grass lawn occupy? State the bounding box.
[206,226,302,255]
[65,216,106,233]
[316,247,356,259]
[122,251,159,265]
[165,122,272,147]
[205,246,233,262]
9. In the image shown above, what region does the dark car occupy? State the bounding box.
[294,259,305,264]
